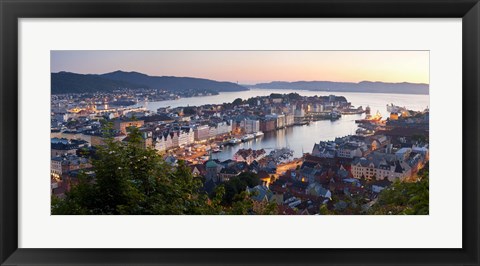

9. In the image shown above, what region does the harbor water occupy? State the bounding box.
[137,89,429,160]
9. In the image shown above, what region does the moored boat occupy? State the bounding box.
[253,131,264,138]
[241,134,255,142]
[228,138,241,145]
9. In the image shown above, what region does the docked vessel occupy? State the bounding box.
[253,131,264,138]
[228,138,241,145]
[356,128,374,136]
[330,111,342,120]
[241,134,255,142]
[386,103,406,113]
[340,106,365,115]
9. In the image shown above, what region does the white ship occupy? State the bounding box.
[228,138,241,145]
[241,134,255,142]
[253,131,264,138]
[387,103,406,113]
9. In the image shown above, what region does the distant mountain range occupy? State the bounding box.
[51,70,429,95]
[250,81,429,95]
[51,71,248,94]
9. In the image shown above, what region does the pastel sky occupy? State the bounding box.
[51,51,429,85]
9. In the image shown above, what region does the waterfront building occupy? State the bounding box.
[312,104,324,113]
[242,119,260,134]
[154,135,168,152]
[172,130,194,148]
[294,105,305,123]
[208,126,218,139]
[259,118,276,132]
[266,114,285,129]
[194,125,210,142]
[170,132,181,149]
[215,120,233,136]
[285,114,295,127]
[276,114,286,128]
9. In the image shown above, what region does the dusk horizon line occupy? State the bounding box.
[51,70,430,86]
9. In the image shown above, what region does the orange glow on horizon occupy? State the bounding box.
[51,51,429,85]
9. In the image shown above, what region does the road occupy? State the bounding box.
[275,158,303,178]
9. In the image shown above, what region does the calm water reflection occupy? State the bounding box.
[137,89,429,160]
[213,114,363,161]
[138,89,429,119]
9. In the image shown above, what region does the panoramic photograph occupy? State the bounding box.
[50,51,429,215]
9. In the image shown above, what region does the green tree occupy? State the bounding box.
[368,164,429,215]
[182,106,196,116]
[245,97,258,106]
[52,127,269,215]
[411,134,428,144]
[319,204,333,215]
[227,191,277,215]
[232,98,243,106]
[286,93,302,100]
[221,172,261,204]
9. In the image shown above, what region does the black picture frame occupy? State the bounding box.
[1,0,479,265]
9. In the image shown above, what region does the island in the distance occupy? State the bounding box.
[51,70,248,94]
[52,70,429,95]
[251,80,429,95]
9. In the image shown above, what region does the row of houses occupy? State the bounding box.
[233,149,267,164]
[154,130,195,151]
[260,113,295,132]
[197,120,233,141]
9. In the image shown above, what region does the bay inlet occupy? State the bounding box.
[136,89,429,160]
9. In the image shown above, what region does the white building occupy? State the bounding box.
[242,119,260,134]
[194,125,210,141]
[154,133,174,152]
[210,121,232,137]
[285,114,294,127]
[175,130,194,147]
[351,154,412,182]
[266,114,285,129]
